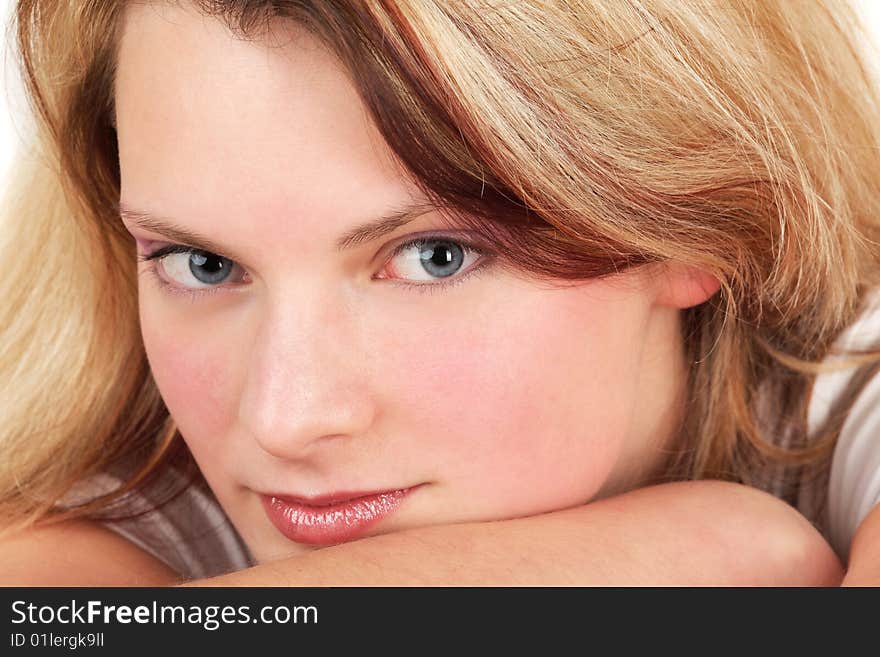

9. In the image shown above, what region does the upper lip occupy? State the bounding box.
[260,487,414,507]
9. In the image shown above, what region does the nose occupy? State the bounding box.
[237,286,376,460]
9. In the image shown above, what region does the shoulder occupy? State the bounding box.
[843,504,880,584]
[0,518,182,586]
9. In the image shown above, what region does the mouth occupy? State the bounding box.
[259,487,417,545]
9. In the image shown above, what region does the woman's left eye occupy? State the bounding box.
[378,237,485,284]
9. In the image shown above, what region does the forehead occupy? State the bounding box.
[114,3,417,242]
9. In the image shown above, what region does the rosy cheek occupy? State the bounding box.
[373,280,643,515]
[139,299,237,447]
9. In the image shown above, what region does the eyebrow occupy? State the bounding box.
[117,202,440,257]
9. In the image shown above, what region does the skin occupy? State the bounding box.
[842,505,880,585]
[0,2,853,586]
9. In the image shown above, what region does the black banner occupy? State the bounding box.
[0,587,870,651]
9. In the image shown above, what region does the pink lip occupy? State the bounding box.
[259,488,415,545]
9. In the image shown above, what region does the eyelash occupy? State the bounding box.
[136,235,494,302]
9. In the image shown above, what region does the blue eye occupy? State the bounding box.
[421,241,463,277]
[140,246,240,289]
[186,251,234,285]
[385,238,480,282]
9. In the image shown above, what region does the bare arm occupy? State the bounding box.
[0,480,842,586]
[841,505,880,586]
[0,519,181,586]
[186,481,842,587]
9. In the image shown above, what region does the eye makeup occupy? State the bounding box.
[135,232,497,301]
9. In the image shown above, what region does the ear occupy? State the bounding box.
[653,261,722,309]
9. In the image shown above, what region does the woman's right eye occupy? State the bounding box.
[138,245,247,291]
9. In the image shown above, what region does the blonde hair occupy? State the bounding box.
[2,0,879,536]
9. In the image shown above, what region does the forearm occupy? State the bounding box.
[0,520,182,586]
[841,505,880,586]
[182,481,843,587]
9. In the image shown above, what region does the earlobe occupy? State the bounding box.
[655,262,722,309]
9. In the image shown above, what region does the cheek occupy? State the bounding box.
[139,292,240,454]
[374,280,647,516]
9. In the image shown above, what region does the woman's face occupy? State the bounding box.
[115,4,700,563]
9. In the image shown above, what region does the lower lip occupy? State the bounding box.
[260,489,413,545]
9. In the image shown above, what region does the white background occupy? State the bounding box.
[1,0,879,190]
